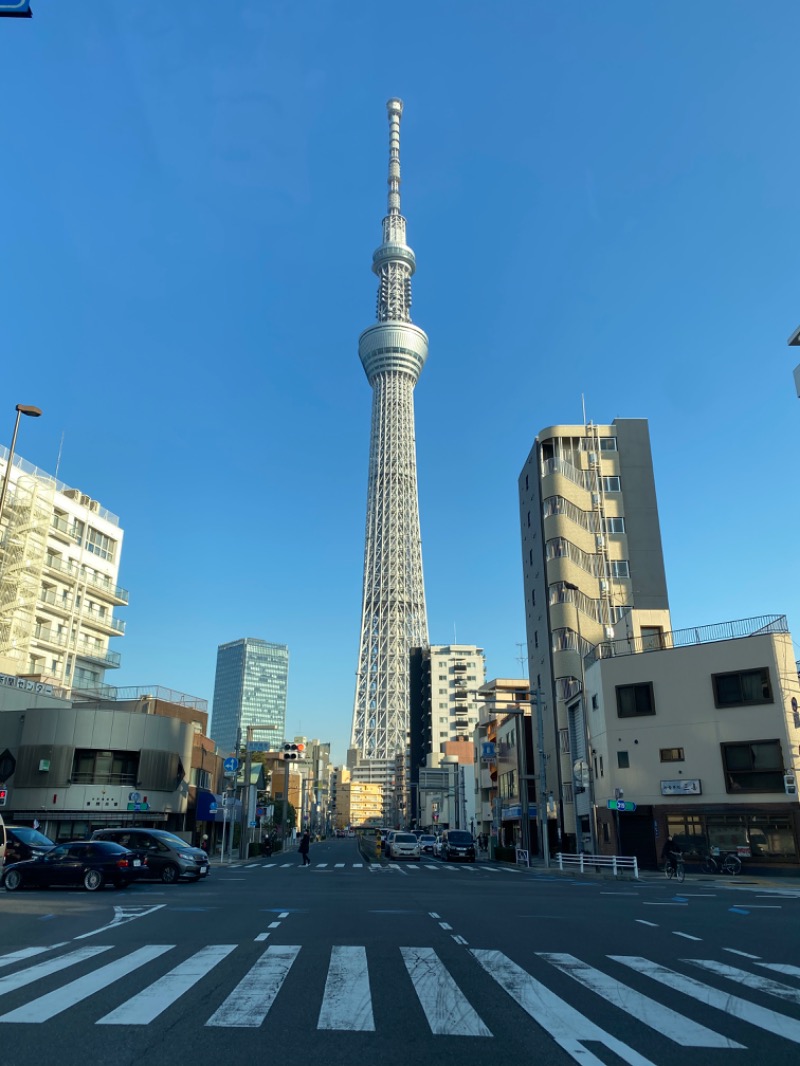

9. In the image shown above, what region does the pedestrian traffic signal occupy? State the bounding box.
[0,787,7,807]
[282,743,306,761]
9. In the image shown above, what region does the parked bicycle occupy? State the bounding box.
[701,850,742,875]
[664,854,685,883]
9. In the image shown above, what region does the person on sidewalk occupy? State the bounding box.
[298,830,311,867]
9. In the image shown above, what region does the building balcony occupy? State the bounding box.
[81,569,129,606]
[33,624,69,649]
[588,613,788,665]
[73,639,121,668]
[44,555,80,581]
[50,515,81,544]
[80,607,126,636]
[37,589,74,616]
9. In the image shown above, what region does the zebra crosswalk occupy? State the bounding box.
[228,861,513,874]
[0,938,798,1060]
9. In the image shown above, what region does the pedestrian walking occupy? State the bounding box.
[298,830,311,867]
[199,833,209,853]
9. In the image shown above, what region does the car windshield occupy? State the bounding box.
[447,832,473,844]
[11,828,55,848]
[151,832,190,848]
[394,834,417,843]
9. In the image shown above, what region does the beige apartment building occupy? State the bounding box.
[583,614,800,871]
[519,419,670,853]
[0,449,127,695]
[332,769,383,829]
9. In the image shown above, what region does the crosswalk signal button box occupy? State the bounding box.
[0,788,7,806]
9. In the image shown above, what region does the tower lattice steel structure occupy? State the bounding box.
[351,99,429,761]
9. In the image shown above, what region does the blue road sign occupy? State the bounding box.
[223,757,239,774]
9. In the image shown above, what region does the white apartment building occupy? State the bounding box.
[519,419,669,853]
[584,613,800,871]
[0,448,126,695]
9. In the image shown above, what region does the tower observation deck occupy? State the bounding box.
[351,99,429,762]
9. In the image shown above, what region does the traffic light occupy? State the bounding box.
[282,743,306,761]
[0,787,7,807]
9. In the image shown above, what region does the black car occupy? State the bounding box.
[440,829,476,863]
[0,825,55,865]
[91,827,210,883]
[3,840,145,892]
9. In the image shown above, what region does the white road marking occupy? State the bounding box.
[673,933,703,941]
[402,947,490,1037]
[724,948,760,958]
[74,904,166,941]
[472,949,656,1065]
[206,945,300,1027]
[0,946,111,998]
[0,946,172,1023]
[268,922,280,929]
[635,920,659,927]
[611,955,800,1045]
[335,864,345,868]
[758,962,800,977]
[686,958,800,1005]
[539,953,741,1048]
[254,933,270,941]
[0,945,68,969]
[97,945,236,1024]
[318,945,374,1031]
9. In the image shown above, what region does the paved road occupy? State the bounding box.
[1,836,799,1066]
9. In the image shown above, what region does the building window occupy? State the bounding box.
[531,588,536,606]
[534,632,539,649]
[71,749,138,786]
[616,682,655,718]
[591,694,599,709]
[601,476,621,492]
[563,782,574,804]
[610,560,630,578]
[617,751,630,769]
[604,517,626,534]
[712,668,773,708]
[527,511,531,527]
[86,527,116,562]
[559,729,570,753]
[660,748,685,762]
[721,740,784,793]
[599,438,617,451]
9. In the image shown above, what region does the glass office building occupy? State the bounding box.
[210,638,289,756]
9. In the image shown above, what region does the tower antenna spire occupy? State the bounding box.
[386,97,403,216]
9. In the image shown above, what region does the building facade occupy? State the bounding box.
[210,638,288,757]
[474,679,533,856]
[0,448,127,696]
[584,613,800,871]
[350,99,429,771]
[518,419,670,852]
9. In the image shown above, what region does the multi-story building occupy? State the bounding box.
[409,644,485,825]
[350,99,429,779]
[518,419,670,852]
[332,768,383,829]
[210,638,288,757]
[0,448,127,695]
[474,678,533,856]
[584,612,800,871]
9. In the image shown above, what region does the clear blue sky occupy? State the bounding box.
[3,3,800,764]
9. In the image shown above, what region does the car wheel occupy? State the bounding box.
[4,869,22,892]
[84,869,104,892]
[161,864,180,884]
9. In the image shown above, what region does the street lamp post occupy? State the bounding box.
[0,404,43,529]
[564,582,598,855]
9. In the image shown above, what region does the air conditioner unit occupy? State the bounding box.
[80,494,91,507]
[88,500,100,513]
[63,489,81,500]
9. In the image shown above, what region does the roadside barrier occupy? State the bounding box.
[554,852,639,879]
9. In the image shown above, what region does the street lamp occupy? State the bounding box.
[564,582,598,855]
[0,404,43,529]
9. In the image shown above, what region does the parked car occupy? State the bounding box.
[388,832,421,861]
[418,834,437,854]
[440,829,476,863]
[0,824,55,866]
[3,840,145,892]
[91,827,210,883]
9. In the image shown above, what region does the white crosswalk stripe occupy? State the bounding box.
[5,939,800,1057]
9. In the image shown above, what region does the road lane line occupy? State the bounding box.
[673,933,703,941]
[758,962,800,977]
[97,945,236,1025]
[206,945,300,1027]
[539,953,741,1048]
[0,946,68,969]
[0,945,172,1023]
[611,955,800,1045]
[317,945,374,1031]
[472,949,656,1065]
[402,947,490,1037]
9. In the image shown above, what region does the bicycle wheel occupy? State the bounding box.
[722,854,742,875]
[664,863,674,879]
[701,856,716,874]
[675,863,685,883]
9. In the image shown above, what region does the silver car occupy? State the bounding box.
[388,832,421,861]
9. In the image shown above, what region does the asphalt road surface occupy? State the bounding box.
[1,836,799,1066]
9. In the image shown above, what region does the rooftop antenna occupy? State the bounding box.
[54,431,65,479]
[581,393,587,426]
[516,642,528,676]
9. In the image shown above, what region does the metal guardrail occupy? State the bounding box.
[555,852,639,878]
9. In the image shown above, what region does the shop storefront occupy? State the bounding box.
[663,806,799,872]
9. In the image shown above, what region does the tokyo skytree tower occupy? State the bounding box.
[351,99,429,760]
